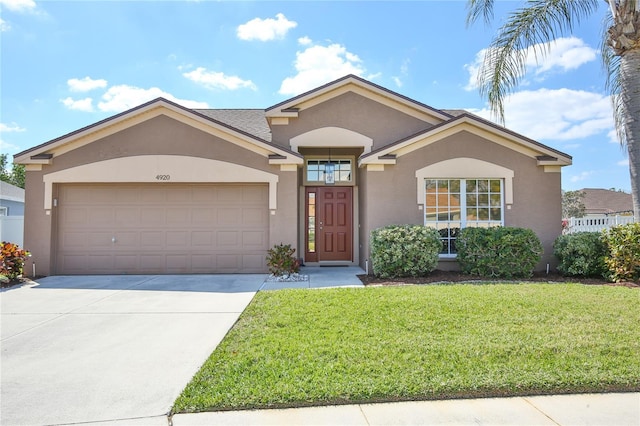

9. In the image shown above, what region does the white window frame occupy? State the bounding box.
[0,206,7,216]
[423,178,505,257]
[304,157,355,186]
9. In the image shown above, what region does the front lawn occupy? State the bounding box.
[173,283,640,412]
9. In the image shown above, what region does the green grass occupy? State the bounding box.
[173,283,640,412]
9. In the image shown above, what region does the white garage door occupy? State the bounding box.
[56,183,269,274]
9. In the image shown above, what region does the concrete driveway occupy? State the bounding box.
[1,274,263,426]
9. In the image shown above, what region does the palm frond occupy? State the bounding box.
[476,0,600,123]
[466,0,495,27]
[601,10,627,147]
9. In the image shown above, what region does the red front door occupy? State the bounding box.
[305,187,353,262]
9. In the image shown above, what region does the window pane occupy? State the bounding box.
[490,194,501,207]
[478,179,489,192]
[466,179,477,192]
[450,180,460,193]
[467,194,477,207]
[438,180,449,191]
[490,208,501,221]
[478,194,489,206]
[490,179,501,192]
[478,208,489,220]
[467,208,477,220]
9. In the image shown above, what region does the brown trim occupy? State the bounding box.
[360,113,572,163]
[15,97,302,162]
[265,74,453,120]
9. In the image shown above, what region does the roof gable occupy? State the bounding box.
[360,112,572,167]
[14,98,301,166]
[265,74,453,125]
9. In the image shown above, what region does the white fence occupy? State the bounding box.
[0,216,24,247]
[564,215,635,234]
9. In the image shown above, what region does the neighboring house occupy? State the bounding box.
[14,75,571,275]
[0,181,25,246]
[581,188,634,216]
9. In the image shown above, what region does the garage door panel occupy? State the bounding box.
[57,184,269,274]
[217,208,241,225]
[167,231,188,247]
[88,232,113,248]
[140,231,163,247]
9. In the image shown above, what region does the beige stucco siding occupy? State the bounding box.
[23,115,298,275]
[360,131,562,271]
[271,92,434,151]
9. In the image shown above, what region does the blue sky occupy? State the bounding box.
[0,0,630,192]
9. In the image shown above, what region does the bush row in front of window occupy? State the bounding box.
[456,227,543,279]
[554,223,640,282]
[370,225,441,278]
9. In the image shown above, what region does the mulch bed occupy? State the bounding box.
[358,270,639,288]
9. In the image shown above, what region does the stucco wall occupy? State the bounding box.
[23,114,298,276]
[360,130,562,271]
[271,92,433,151]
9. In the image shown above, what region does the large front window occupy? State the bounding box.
[425,178,503,256]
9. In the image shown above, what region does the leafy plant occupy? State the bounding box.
[603,222,640,283]
[370,225,441,278]
[266,243,300,277]
[456,227,542,279]
[553,232,608,278]
[0,241,30,280]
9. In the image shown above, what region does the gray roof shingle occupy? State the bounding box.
[195,109,272,142]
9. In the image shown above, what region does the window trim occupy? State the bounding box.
[415,158,514,206]
[303,156,355,186]
[423,178,505,257]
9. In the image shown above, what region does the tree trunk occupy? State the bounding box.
[620,48,640,221]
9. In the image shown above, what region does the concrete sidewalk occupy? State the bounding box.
[172,392,640,425]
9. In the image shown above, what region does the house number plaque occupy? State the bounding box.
[155,175,171,181]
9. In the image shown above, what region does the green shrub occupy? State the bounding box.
[553,232,608,278]
[266,243,300,277]
[603,222,640,283]
[370,225,441,278]
[1,242,30,280]
[456,227,542,279]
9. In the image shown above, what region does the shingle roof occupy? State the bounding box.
[0,181,25,202]
[194,109,272,142]
[581,188,634,215]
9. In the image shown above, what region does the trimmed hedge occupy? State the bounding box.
[456,227,542,278]
[370,225,441,278]
[553,232,608,278]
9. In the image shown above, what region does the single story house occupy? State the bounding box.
[580,188,634,216]
[15,75,571,275]
[0,181,26,247]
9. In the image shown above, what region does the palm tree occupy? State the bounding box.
[467,0,640,221]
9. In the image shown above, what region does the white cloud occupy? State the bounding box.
[618,159,629,166]
[67,77,108,92]
[237,13,297,41]
[570,171,594,183]
[1,18,11,32]
[61,97,94,112]
[0,139,20,153]
[0,0,37,13]
[298,36,312,46]
[279,43,366,95]
[97,85,209,112]
[392,58,410,88]
[465,37,597,91]
[470,88,614,142]
[182,67,257,91]
[0,122,26,133]
[529,37,597,75]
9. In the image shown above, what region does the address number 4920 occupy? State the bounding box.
[155,175,171,181]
